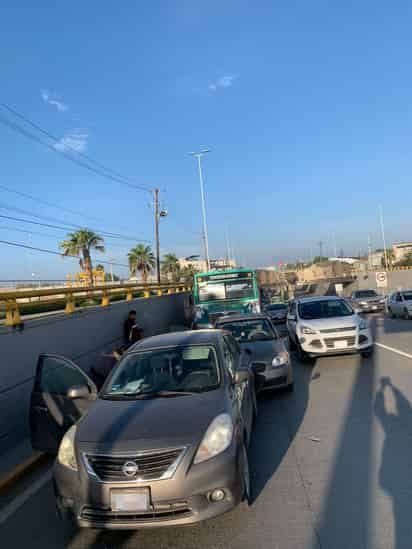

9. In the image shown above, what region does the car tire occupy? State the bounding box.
[388,308,395,319]
[285,381,294,393]
[288,334,296,350]
[297,343,310,363]
[404,309,411,320]
[241,442,251,505]
[362,348,374,358]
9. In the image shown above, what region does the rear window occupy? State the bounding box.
[354,290,378,298]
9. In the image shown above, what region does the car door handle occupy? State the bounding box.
[34,405,48,413]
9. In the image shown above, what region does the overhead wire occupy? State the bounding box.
[0,213,152,243]
[0,103,152,194]
[0,239,129,269]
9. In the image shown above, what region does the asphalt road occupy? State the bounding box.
[3,314,412,549]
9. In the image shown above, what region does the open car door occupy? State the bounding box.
[30,354,97,454]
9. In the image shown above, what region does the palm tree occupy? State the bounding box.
[128,244,156,283]
[162,253,181,283]
[59,229,105,286]
[181,263,199,283]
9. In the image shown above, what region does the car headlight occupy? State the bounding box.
[359,318,368,330]
[379,299,386,304]
[57,424,78,471]
[272,352,289,367]
[300,325,317,335]
[194,414,234,464]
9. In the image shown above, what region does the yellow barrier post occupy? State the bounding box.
[167,288,173,294]
[126,290,133,301]
[65,294,75,314]
[101,292,110,307]
[157,289,163,296]
[5,299,20,327]
[144,290,151,298]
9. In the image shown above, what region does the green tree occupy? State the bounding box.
[59,229,105,286]
[162,253,181,282]
[312,256,329,264]
[128,244,156,283]
[181,263,199,283]
[396,252,412,267]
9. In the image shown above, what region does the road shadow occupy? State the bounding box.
[374,376,412,548]
[308,351,377,549]
[249,356,315,503]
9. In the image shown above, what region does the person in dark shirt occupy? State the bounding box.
[124,310,137,343]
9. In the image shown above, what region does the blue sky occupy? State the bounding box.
[2,1,412,279]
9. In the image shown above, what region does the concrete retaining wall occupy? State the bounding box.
[0,293,189,468]
[354,270,412,294]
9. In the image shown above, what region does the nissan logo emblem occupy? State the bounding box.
[122,461,139,477]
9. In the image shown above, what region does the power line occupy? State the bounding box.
[0,213,151,243]
[0,239,129,268]
[0,182,118,226]
[0,103,152,194]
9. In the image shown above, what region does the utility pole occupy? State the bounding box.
[379,204,389,270]
[318,241,324,260]
[367,235,372,269]
[154,188,161,284]
[189,149,211,271]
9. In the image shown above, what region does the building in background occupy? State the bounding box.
[392,242,412,263]
[298,261,353,282]
[178,257,236,272]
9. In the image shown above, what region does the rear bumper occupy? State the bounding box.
[54,441,244,530]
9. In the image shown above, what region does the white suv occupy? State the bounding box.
[287,296,373,361]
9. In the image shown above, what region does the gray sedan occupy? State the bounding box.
[215,313,294,392]
[30,330,256,530]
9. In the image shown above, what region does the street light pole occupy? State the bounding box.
[190,149,211,271]
[154,188,161,284]
[379,204,389,271]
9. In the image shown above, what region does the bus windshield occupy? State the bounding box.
[198,280,254,303]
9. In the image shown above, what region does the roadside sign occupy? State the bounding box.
[376,271,388,288]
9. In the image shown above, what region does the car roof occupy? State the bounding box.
[129,330,222,351]
[295,295,346,304]
[216,313,269,324]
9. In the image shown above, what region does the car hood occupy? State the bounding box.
[239,339,283,362]
[299,315,360,331]
[76,389,226,451]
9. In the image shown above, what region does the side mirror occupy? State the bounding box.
[67,385,91,400]
[251,362,266,374]
[234,369,249,384]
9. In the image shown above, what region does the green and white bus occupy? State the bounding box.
[192,268,260,328]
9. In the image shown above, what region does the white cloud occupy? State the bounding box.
[41,89,69,112]
[54,129,88,153]
[209,75,238,92]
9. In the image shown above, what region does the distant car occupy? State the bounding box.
[386,290,412,319]
[287,296,373,361]
[349,289,385,313]
[264,303,288,324]
[215,313,293,392]
[30,330,256,530]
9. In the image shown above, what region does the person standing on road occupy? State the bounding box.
[124,310,137,343]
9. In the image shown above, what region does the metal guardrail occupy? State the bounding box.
[0,282,192,326]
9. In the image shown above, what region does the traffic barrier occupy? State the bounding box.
[0,282,192,326]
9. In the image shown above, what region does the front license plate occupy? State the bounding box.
[334,340,348,349]
[111,489,150,512]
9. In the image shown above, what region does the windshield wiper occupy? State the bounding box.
[104,389,195,399]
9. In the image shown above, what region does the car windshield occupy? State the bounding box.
[218,319,275,342]
[299,300,354,320]
[266,304,287,311]
[402,292,412,301]
[354,290,378,298]
[103,345,220,397]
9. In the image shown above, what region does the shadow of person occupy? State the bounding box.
[374,376,412,549]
